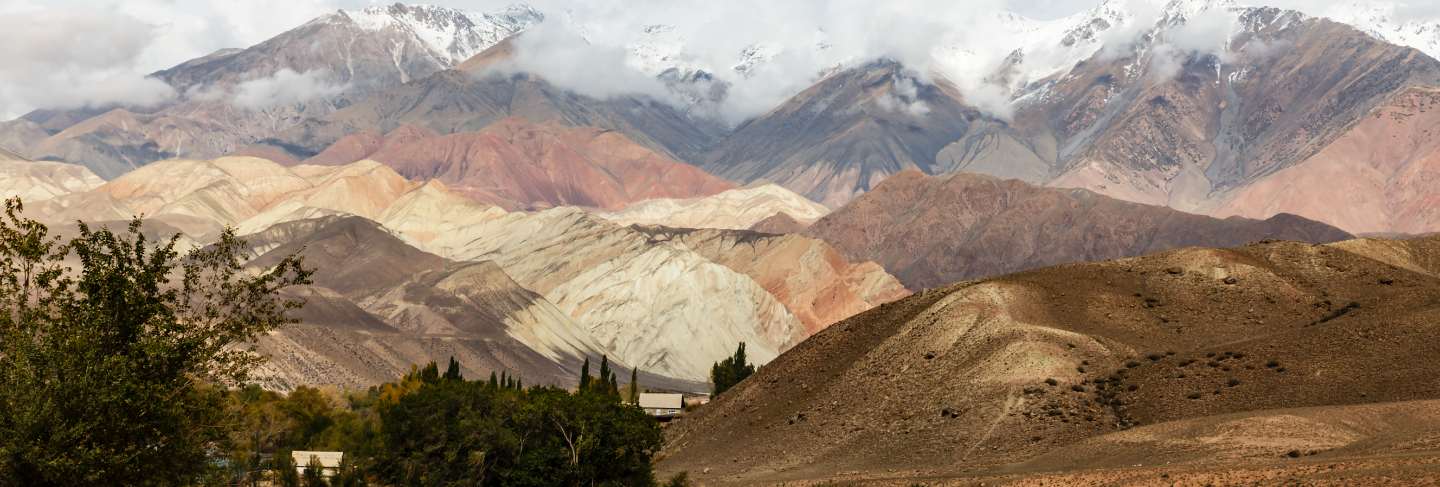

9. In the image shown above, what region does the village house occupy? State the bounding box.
[292,451,344,478]
[638,393,684,419]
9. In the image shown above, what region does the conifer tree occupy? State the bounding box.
[488,371,498,390]
[579,357,592,392]
[598,356,612,395]
[443,356,462,381]
[628,368,639,404]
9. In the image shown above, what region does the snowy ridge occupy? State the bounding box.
[336,3,542,66]
[1315,2,1440,61]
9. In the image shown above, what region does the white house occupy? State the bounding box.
[638,393,684,419]
[292,451,344,478]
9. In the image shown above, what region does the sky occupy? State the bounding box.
[0,0,1437,119]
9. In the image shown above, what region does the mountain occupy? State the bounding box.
[316,118,734,210]
[383,199,808,382]
[19,155,814,383]
[596,183,829,230]
[1322,2,1440,61]
[806,170,1352,290]
[659,234,1440,484]
[271,66,727,165]
[152,3,542,96]
[238,215,626,390]
[0,154,103,202]
[630,226,908,335]
[0,3,542,178]
[1033,6,1440,212]
[689,2,1440,233]
[1212,85,1440,235]
[701,61,991,207]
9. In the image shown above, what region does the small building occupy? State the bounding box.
[638,393,684,419]
[292,451,344,478]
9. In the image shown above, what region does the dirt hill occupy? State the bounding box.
[658,234,1440,484]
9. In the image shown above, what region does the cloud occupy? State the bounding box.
[499,0,1023,123]
[1144,5,1238,83]
[0,6,176,118]
[499,18,677,103]
[230,69,349,110]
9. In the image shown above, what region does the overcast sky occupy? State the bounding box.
[0,0,1437,119]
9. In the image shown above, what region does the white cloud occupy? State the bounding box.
[230,69,349,110]
[0,5,177,118]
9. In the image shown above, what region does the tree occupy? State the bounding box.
[443,356,462,381]
[710,342,756,396]
[597,355,612,395]
[274,451,301,487]
[579,357,592,392]
[303,455,328,487]
[0,199,311,485]
[628,368,640,405]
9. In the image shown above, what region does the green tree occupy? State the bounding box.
[628,368,640,405]
[303,455,328,487]
[579,357,592,392]
[443,356,462,381]
[710,342,756,396]
[0,199,311,485]
[274,451,301,487]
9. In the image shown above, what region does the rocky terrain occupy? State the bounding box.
[631,225,909,335]
[13,155,856,386]
[326,118,734,209]
[806,170,1353,290]
[701,61,990,208]
[240,215,619,390]
[659,233,1440,484]
[597,184,829,230]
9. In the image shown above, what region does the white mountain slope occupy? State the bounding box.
[378,196,806,382]
[338,3,544,67]
[1313,1,1440,60]
[596,184,830,230]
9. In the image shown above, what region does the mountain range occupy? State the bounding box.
[5,0,1440,392]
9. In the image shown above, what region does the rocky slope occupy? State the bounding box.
[631,226,909,335]
[701,61,992,208]
[238,215,623,391]
[21,155,812,384]
[380,195,808,382]
[1213,86,1440,234]
[272,65,726,165]
[806,170,1352,290]
[659,233,1440,484]
[321,118,734,209]
[596,184,829,230]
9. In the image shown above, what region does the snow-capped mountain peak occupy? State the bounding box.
[335,3,542,66]
[1315,2,1440,60]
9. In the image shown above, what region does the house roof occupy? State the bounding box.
[639,393,683,409]
[292,451,344,468]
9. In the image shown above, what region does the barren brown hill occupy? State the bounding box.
[806,170,1352,290]
[749,212,809,234]
[300,125,439,166]
[659,234,1440,485]
[358,118,735,209]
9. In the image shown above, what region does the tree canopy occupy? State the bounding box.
[710,342,756,396]
[0,198,311,485]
